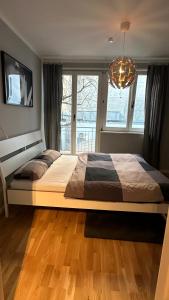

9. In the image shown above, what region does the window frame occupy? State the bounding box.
[102,69,147,133]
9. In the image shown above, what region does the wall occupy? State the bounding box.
[160,92,169,172]
[100,132,144,154]
[0,19,41,139]
[0,19,41,210]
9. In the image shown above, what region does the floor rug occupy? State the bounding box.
[84,211,166,243]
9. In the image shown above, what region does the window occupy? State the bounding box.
[106,84,130,128]
[76,75,99,153]
[104,72,147,132]
[60,74,72,153]
[60,70,147,155]
[60,72,100,155]
[132,75,147,129]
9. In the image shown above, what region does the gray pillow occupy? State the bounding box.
[37,149,61,163]
[14,160,48,181]
[38,157,53,167]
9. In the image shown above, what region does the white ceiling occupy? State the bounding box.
[0,0,169,61]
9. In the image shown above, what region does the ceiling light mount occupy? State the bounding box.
[120,21,130,32]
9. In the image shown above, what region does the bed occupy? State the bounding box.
[0,130,169,218]
[1,130,168,300]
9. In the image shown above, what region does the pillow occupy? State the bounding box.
[37,149,61,163]
[14,160,48,181]
[38,156,53,167]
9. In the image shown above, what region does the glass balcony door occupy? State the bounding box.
[60,74,72,154]
[60,72,100,154]
[76,74,99,153]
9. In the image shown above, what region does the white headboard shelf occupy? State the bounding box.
[0,130,43,158]
[0,130,46,216]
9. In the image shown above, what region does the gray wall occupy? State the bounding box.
[0,19,41,140]
[0,19,41,210]
[100,132,144,154]
[160,95,169,172]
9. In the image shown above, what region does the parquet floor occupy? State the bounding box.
[0,206,162,300]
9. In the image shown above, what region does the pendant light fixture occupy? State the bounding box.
[109,21,136,89]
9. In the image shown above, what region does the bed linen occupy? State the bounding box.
[10,155,77,193]
[65,153,169,203]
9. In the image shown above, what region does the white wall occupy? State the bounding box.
[100,132,144,154]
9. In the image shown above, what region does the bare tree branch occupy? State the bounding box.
[62,78,98,109]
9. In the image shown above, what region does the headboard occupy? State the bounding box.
[0,130,46,216]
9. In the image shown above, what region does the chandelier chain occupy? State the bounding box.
[122,32,126,57]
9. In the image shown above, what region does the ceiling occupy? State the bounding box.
[0,0,169,61]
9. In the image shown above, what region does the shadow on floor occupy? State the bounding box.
[0,205,35,300]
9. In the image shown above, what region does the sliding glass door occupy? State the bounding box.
[60,74,72,154]
[76,75,99,153]
[61,72,100,154]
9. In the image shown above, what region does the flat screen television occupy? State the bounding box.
[1,51,33,107]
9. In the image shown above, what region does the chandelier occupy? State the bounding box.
[109,21,136,89]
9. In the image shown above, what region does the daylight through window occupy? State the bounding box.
[61,70,147,155]
[105,72,147,131]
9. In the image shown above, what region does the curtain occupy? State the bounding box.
[143,65,169,168]
[43,64,63,150]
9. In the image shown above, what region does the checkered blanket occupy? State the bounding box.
[64,153,169,203]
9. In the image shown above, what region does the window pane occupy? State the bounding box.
[60,75,72,153]
[132,75,147,129]
[76,75,99,153]
[106,82,130,128]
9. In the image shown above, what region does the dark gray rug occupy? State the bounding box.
[84,211,166,243]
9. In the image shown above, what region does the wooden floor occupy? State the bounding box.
[0,206,162,300]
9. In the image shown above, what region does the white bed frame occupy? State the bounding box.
[0,130,169,299]
[0,130,45,217]
[0,130,168,218]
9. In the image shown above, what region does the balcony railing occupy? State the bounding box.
[61,125,96,153]
[76,127,96,153]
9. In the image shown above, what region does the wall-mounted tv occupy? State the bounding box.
[1,51,33,107]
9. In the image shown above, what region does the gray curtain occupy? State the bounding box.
[43,64,63,150]
[143,65,169,168]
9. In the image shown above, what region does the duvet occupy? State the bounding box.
[65,153,169,203]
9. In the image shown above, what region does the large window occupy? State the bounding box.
[76,75,99,153]
[60,75,72,153]
[60,73,99,154]
[106,86,130,128]
[104,73,147,131]
[60,70,147,154]
[132,75,147,129]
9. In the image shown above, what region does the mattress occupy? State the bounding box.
[10,155,78,193]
